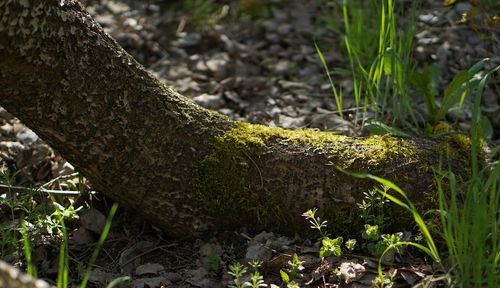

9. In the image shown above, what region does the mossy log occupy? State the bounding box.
[0,0,470,237]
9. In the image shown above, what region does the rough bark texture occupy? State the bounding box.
[0,0,470,237]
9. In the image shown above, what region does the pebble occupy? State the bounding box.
[135,263,165,276]
[0,124,13,135]
[455,2,472,14]
[177,32,202,48]
[164,272,182,282]
[419,13,440,25]
[0,141,25,152]
[245,243,272,262]
[193,94,225,110]
[16,128,39,145]
[0,107,14,121]
[132,276,170,288]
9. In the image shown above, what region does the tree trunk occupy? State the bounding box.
[0,0,470,237]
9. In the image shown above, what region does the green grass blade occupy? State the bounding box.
[56,221,69,288]
[20,218,36,277]
[436,70,469,121]
[80,203,119,288]
[106,276,131,288]
[470,64,500,175]
[467,58,489,76]
[314,41,343,117]
[364,120,410,137]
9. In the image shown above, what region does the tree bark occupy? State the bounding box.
[0,0,470,237]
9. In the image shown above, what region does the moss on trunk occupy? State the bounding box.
[191,122,471,235]
[0,0,471,237]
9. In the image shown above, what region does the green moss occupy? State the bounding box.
[191,121,467,231]
[191,122,350,227]
[220,121,348,148]
[354,136,419,167]
[428,122,473,163]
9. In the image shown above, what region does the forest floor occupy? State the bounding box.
[1,0,499,287]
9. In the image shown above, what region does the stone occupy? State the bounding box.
[135,263,165,276]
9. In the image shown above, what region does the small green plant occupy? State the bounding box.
[244,260,266,288]
[51,201,123,288]
[302,208,328,238]
[283,253,304,279]
[376,268,397,288]
[280,253,306,287]
[320,236,343,258]
[279,268,300,288]
[0,170,42,262]
[411,58,492,127]
[0,169,30,218]
[302,208,344,258]
[16,192,123,288]
[34,202,83,236]
[357,186,390,227]
[345,239,356,252]
[228,262,248,288]
[380,233,403,255]
[203,252,221,273]
[358,224,405,258]
[362,224,380,242]
[228,260,269,288]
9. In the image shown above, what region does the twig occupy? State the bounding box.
[242,151,264,189]
[119,243,178,267]
[0,183,81,195]
[41,172,80,188]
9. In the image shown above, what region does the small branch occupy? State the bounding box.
[41,172,80,188]
[0,183,81,195]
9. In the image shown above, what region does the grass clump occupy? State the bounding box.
[319,0,418,126]
[435,65,500,287]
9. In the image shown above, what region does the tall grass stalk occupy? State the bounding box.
[79,202,119,288]
[56,218,69,288]
[437,64,500,287]
[321,0,418,125]
[20,218,36,277]
[315,41,343,117]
